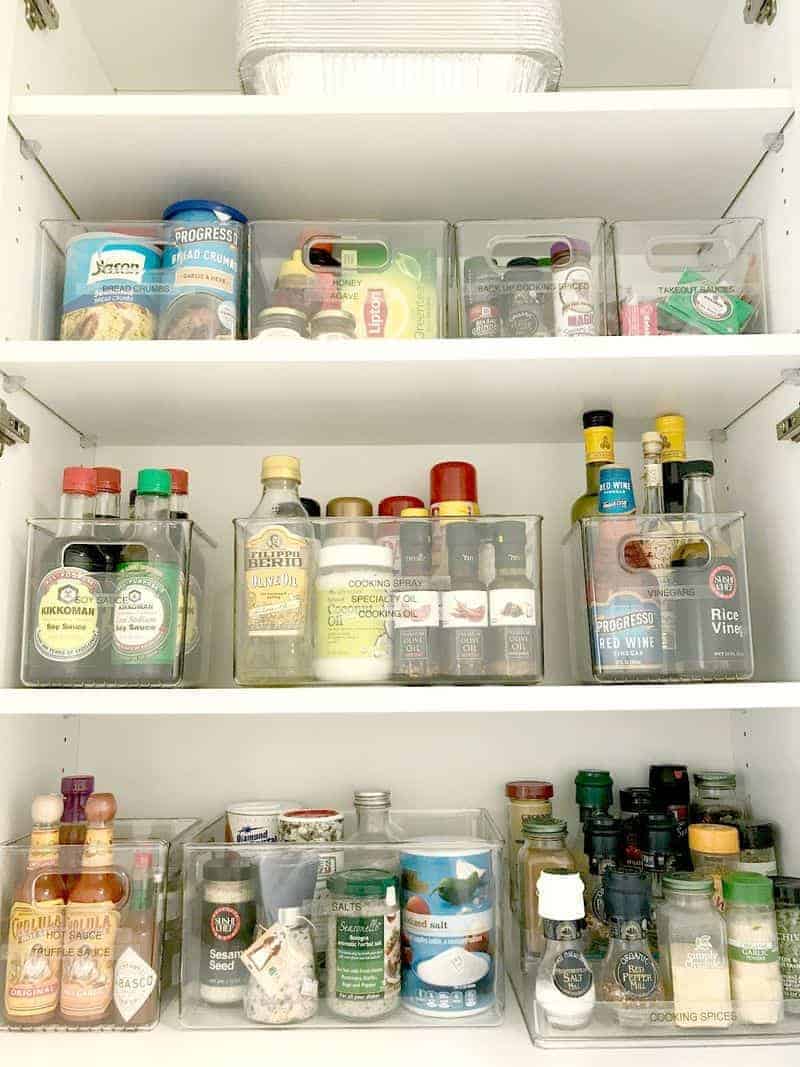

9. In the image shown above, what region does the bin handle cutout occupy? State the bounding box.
[618,532,712,573]
[486,233,573,271]
[644,235,737,274]
[302,235,392,274]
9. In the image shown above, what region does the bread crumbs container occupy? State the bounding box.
[400,840,497,1018]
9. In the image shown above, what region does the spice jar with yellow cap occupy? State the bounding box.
[235,455,314,685]
[689,824,740,912]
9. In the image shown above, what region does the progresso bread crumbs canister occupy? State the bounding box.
[160,200,247,339]
[400,839,496,1017]
[59,232,162,340]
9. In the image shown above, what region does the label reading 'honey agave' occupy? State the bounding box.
[245,525,310,637]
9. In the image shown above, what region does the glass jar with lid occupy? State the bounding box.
[690,772,746,825]
[738,822,778,876]
[518,816,576,970]
[656,872,732,1027]
[598,868,664,1025]
[346,789,404,872]
[505,780,554,914]
[723,872,784,1025]
[688,824,740,912]
[310,308,357,341]
[774,876,800,1013]
[254,306,309,339]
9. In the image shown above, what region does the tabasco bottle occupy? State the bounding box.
[4,795,67,1026]
[113,850,158,1027]
[61,793,127,1024]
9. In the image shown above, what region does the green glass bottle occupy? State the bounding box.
[571,410,615,525]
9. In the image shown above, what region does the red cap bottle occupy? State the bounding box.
[430,461,478,510]
[62,467,97,496]
[378,495,425,518]
[93,467,122,494]
[165,468,189,495]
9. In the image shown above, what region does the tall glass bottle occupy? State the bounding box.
[61,793,127,1025]
[113,850,158,1027]
[30,467,104,684]
[637,432,676,671]
[583,815,623,958]
[4,795,67,1026]
[655,414,687,514]
[347,790,404,872]
[441,522,487,679]
[393,518,439,680]
[238,456,314,684]
[488,520,541,680]
[672,461,752,678]
[113,469,181,684]
[571,410,615,524]
[93,467,123,674]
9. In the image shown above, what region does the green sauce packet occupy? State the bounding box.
[657,270,755,335]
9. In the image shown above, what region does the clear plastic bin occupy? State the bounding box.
[564,514,754,684]
[0,840,167,1031]
[233,515,543,686]
[509,960,800,1049]
[247,221,449,340]
[610,219,768,337]
[21,518,216,688]
[455,219,610,339]
[181,810,504,1029]
[9,818,202,996]
[39,218,246,342]
[237,0,564,95]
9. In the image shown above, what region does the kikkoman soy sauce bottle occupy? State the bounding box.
[4,795,67,1026]
[61,793,128,1025]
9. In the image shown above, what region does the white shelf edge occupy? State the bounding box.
[3,334,799,366]
[10,88,796,119]
[2,682,799,715]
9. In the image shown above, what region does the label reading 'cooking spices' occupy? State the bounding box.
[245,525,310,637]
[34,568,101,662]
[315,587,391,660]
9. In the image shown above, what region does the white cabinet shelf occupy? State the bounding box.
[3,334,797,446]
[4,682,799,715]
[10,89,793,220]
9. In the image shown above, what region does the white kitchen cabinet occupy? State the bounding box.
[1,1,800,1062]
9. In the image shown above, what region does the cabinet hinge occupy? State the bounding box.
[744,0,777,25]
[0,399,31,457]
[24,0,59,31]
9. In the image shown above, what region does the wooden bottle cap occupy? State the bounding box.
[32,793,63,826]
[85,792,117,824]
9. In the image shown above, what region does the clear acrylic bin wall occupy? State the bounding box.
[39,219,246,341]
[610,219,768,337]
[509,955,800,1049]
[455,219,610,339]
[247,221,449,340]
[9,819,201,996]
[233,515,543,686]
[237,0,564,95]
[564,514,754,684]
[21,518,216,688]
[181,810,504,1029]
[0,841,167,1031]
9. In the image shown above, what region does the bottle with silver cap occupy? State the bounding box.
[347,789,405,872]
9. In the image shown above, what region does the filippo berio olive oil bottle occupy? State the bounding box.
[672,461,752,679]
[112,469,181,684]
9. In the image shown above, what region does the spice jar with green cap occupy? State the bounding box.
[657,871,732,1026]
[773,876,800,1012]
[518,816,576,969]
[327,868,400,1019]
[723,871,783,1025]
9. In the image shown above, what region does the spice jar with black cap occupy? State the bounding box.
[583,814,623,957]
[649,764,691,865]
[738,822,778,876]
[641,812,678,954]
[774,876,800,1011]
[599,868,664,1025]
[619,787,653,867]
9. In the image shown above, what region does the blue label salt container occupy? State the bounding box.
[160,200,247,340]
[400,840,496,1017]
[60,232,162,340]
